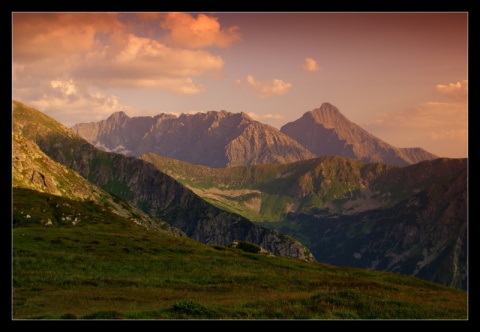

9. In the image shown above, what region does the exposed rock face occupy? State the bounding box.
[72,110,316,168]
[13,121,102,202]
[13,100,315,261]
[290,158,467,290]
[280,103,438,166]
[398,147,441,164]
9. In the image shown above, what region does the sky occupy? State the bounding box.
[12,12,468,158]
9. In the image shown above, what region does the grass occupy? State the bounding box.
[12,189,468,320]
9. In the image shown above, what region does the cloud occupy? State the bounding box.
[11,12,241,128]
[75,33,223,93]
[12,11,236,110]
[246,112,285,121]
[435,80,468,100]
[242,75,292,98]
[12,13,122,63]
[365,102,467,132]
[363,100,467,158]
[26,78,140,127]
[160,12,242,48]
[51,79,76,96]
[303,58,320,72]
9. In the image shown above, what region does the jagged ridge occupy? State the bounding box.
[72,110,316,168]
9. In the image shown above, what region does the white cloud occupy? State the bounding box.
[25,78,141,127]
[51,79,77,96]
[242,75,292,98]
[303,58,320,72]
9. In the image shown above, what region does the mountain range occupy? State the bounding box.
[71,110,316,168]
[12,100,314,261]
[71,102,438,167]
[12,100,467,291]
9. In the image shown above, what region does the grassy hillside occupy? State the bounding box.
[139,153,406,222]
[141,154,349,222]
[140,154,466,224]
[12,188,467,320]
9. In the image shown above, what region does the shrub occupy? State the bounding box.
[171,299,214,317]
[236,241,261,253]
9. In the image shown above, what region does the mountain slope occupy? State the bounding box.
[12,188,467,319]
[140,153,467,290]
[286,159,467,290]
[139,153,393,220]
[141,153,463,220]
[12,100,314,261]
[12,114,185,236]
[280,102,438,166]
[71,110,316,168]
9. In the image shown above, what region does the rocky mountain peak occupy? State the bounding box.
[107,111,129,121]
[192,110,253,124]
[239,111,253,120]
[307,102,350,129]
[280,102,438,166]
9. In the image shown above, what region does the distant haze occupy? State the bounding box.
[12,12,468,158]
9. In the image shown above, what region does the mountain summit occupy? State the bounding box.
[280,103,438,166]
[72,110,315,168]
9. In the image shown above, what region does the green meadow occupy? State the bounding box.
[12,188,467,320]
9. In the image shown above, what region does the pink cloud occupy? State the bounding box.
[76,34,223,92]
[134,13,164,20]
[13,13,227,96]
[12,13,239,127]
[303,58,320,72]
[12,13,122,62]
[244,75,292,98]
[363,101,467,158]
[435,80,468,100]
[246,112,285,121]
[365,102,467,130]
[161,12,242,48]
